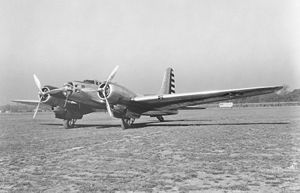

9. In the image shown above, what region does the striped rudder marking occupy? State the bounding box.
[169,69,175,94]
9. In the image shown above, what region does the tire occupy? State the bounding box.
[121,118,135,130]
[156,116,164,122]
[63,119,75,129]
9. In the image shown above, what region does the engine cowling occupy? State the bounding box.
[97,83,136,105]
[39,86,65,107]
[53,105,83,120]
[39,87,51,102]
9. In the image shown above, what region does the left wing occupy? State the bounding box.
[12,100,41,106]
[12,100,51,111]
[130,86,283,111]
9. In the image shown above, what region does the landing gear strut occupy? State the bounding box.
[63,119,77,129]
[121,118,135,130]
[156,116,164,122]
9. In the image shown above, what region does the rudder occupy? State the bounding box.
[159,67,175,94]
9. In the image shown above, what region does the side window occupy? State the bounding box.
[74,84,80,93]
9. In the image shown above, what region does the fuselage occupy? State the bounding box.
[64,80,137,110]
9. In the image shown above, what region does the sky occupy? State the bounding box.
[0,0,299,105]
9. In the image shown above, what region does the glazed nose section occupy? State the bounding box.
[62,82,74,97]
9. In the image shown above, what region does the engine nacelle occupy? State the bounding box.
[112,104,141,119]
[53,106,83,120]
[97,83,136,104]
[40,86,65,107]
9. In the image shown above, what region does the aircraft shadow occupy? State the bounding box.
[40,123,120,129]
[41,120,289,129]
[128,121,289,129]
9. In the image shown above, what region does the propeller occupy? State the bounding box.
[99,66,119,118]
[34,74,66,95]
[63,97,69,107]
[32,74,71,118]
[62,83,73,107]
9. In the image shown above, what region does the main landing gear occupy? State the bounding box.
[121,118,135,130]
[63,119,77,129]
[156,116,165,122]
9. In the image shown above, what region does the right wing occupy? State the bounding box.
[130,85,283,112]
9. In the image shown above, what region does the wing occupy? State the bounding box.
[12,100,52,110]
[130,86,283,112]
[12,100,41,106]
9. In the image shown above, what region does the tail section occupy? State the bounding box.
[159,67,175,94]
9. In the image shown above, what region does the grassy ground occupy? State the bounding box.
[0,107,299,192]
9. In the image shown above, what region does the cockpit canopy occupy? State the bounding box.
[82,80,101,85]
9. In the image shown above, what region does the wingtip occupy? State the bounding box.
[275,85,289,95]
[275,85,284,90]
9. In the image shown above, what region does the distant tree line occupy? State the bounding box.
[233,89,300,103]
[0,104,50,113]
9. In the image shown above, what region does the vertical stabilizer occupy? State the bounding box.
[159,67,175,94]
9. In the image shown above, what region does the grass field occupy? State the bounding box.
[0,107,299,192]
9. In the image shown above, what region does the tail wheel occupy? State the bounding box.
[63,119,76,129]
[156,116,164,122]
[121,118,135,130]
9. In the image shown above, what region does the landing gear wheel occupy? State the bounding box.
[63,119,76,129]
[121,118,135,130]
[156,116,164,122]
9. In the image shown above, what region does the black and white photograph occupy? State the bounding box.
[0,0,299,192]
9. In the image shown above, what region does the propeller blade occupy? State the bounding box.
[33,101,41,119]
[33,74,42,93]
[64,95,69,108]
[104,95,114,118]
[106,65,119,84]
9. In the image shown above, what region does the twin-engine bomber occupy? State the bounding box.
[13,66,283,129]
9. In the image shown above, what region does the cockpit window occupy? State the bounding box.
[83,80,101,85]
